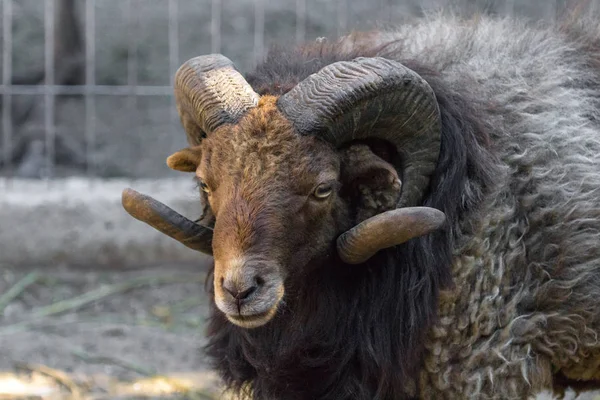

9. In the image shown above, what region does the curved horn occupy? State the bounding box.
[337,207,446,264]
[122,188,213,255]
[278,57,444,262]
[175,54,260,145]
[277,57,441,208]
[121,55,258,253]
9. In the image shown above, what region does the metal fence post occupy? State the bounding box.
[44,0,56,182]
[2,0,13,183]
[85,0,96,181]
[254,0,265,68]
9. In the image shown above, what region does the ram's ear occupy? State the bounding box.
[340,144,402,223]
[166,146,203,172]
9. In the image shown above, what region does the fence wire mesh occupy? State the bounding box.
[0,0,599,187]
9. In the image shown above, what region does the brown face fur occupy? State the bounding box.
[168,96,402,328]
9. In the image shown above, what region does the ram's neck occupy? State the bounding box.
[203,249,445,400]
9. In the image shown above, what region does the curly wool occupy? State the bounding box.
[375,15,600,399]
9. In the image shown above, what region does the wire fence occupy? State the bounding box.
[1,0,599,187]
[2,0,189,184]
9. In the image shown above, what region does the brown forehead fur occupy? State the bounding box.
[199,95,339,197]
[199,95,339,259]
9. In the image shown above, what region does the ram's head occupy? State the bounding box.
[122,54,446,329]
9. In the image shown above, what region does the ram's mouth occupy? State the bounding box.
[225,306,279,329]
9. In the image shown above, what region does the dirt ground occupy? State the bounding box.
[1,263,599,400]
[0,262,227,399]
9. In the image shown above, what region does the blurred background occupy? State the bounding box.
[1,0,600,399]
[1,0,600,181]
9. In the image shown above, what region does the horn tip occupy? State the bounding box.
[122,187,137,201]
[121,188,143,215]
[411,206,447,230]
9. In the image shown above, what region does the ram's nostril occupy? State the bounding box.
[237,285,257,300]
[254,276,265,286]
[222,279,259,301]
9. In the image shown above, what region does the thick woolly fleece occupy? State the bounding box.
[206,15,600,400]
[372,15,600,399]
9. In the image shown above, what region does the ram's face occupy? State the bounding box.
[168,97,405,328]
[121,54,446,329]
[181,98,342,328]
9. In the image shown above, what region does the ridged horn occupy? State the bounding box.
[123,54,258,253]
[277,57,445,262]
[277,56,441,208]
[337,207,446,264]
[122,188,213,255]
[175,54,260,145]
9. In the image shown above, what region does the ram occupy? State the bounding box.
[121,13,600,400]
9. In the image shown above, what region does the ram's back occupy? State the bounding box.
[375,15,600,383]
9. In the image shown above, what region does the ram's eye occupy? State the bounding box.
[198,180,210,193]
[313,183,333,199]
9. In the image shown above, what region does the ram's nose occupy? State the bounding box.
[213,257,285,328]
[221,276,264,304]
